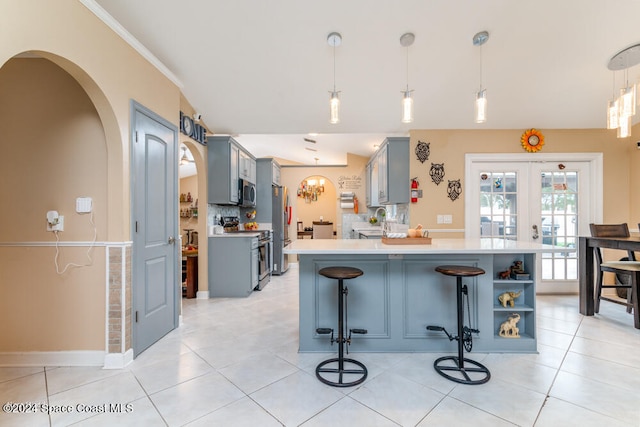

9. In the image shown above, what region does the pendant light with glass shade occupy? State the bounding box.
[606,72,619,130]
[607,43,640,138]
[473,31,489,124]
[619,68,636,119]
[327,32,342,124]
[400,32,415,123]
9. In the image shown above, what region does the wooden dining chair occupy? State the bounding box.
[312,222,334,239]
[589,224,640,321]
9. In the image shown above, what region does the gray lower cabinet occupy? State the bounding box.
[209,236,258,297]
[297,252,537,353]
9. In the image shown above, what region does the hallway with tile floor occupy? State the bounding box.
[1,264,640,426]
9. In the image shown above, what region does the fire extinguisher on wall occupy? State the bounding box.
[411,178,419,203]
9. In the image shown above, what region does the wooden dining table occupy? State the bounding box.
[578,235,640,328]
[182,249,198,298]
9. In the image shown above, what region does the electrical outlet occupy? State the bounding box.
[437,215,444,224]
[47,215,64,232]
[443,214,453,224]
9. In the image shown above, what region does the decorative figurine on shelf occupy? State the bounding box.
[510,260,529,280]
[498,267,512,280]
[498,290,522,308]
[499,313,521,338]
[187,192,192,202]
[511,260,524,274]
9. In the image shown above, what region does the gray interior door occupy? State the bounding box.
[131,102,178,356]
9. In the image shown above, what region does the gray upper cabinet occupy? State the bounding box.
[367,137,409,206]
[255,158,280,223]
[365,162,372,207]
[367,156,380,207]
[239,149,256,184]
[272,161,281,186]
[207,135,240,205]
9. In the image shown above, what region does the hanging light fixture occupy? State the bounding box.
[607,43,640,138]
[180,147,190,165]
[400,32,415,123]
[327,32,342,124]
[607,99,619,130]
[618,115,632,138]
[607,72,619,130]
[619,68,636,118]
[473,31,489,124]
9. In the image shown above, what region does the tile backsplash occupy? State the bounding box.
[208,204,240,226]
[341,213,369,239]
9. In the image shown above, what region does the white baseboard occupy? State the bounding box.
[196,290,210,299]
[0,351,105,367]
[103,349,133,369]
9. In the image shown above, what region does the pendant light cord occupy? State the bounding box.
[333,43,336,92]
[406,45,410,91]
[624,68,629,88]
[479,44,483,91]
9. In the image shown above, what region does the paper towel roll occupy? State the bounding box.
[340,192,355,209]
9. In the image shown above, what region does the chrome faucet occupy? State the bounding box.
[374,207,386,224]
[374,207,388,235]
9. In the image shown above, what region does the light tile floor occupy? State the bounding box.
[2,264,640,426]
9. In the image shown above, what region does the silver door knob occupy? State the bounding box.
[532,225,539,240]
[168,236,176,244]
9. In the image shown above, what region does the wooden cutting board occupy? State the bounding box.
[382,237,432,245]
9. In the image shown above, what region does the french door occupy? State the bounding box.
[466,154,602,293]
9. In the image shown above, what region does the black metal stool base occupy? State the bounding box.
[316,357,368,387]
[433,355,491,385]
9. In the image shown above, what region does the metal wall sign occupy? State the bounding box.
[179,111,207,145]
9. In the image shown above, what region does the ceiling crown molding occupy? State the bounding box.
[79,0,183,89]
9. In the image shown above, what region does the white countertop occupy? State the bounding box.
[351,223,383,232]
[285,238,566,255]
[209,232,261,238]
[357,230,384,238]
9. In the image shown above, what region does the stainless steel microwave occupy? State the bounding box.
[239,179,256,207]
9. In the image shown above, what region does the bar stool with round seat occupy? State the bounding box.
[315,266,368,387]
[427,265,491,385]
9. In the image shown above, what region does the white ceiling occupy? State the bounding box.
[92,0,640,165]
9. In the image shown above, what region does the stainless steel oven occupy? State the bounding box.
[257,231,271,290]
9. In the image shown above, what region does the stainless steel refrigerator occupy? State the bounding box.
[272,185,291,275]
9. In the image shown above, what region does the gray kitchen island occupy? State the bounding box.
[285,238,561,354]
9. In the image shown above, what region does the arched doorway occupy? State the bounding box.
[296,175,337,237]
[179,143,199,300]
[0,54,113,364]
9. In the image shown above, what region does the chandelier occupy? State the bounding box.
[298,178,325,203]
[607,43,640,138]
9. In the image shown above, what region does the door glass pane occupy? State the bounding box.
[480,172,517,240]
[540,171,578,280]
